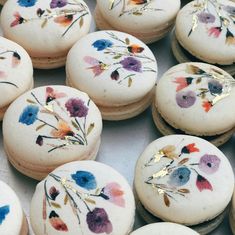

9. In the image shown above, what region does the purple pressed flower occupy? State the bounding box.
[199,154,221,174]
[65,98,88,118]
[86,208,113,234]
[111,70,120,80]
[36,135,43,146]
[198,12,216,24]
[176,90,196,108]
[223,5,235,15]
[120,57,142,72]
[50,0,67,8]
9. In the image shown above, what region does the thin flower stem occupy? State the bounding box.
[31,92,43,106]
[48,143,67,153]
[75,118,87,145]
[118,74,135,84]
[44,180,51,207]
[36,118,58,130]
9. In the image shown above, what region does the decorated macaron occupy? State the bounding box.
[173,0,235,75]
[66,30,157,120]
[229,188,235,234]
[3,85,102,180]
[0,36,33,121]
[134,135,234,234]
[94,0,181,44]
[0,180,28,235]
[130,223,199,235]
[1,0,91,69]
[30,160,135,235]
[153,62,235,146]
[0,0,6,5]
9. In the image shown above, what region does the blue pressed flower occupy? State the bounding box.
[208,80,223,95]
[71,171,97,190]
[19,105,39,125]
[17,0,37,7]
[92,39,113,51]
[168,167,191,187]
[0,205,10,225]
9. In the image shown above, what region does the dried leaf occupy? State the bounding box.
[196,77,202,84]
[201,93,206,99]
[0,57,6,60]
[41,19,48,28]
[211,68,223,76]
[199,88,208,92]
[71,120,79,130]
[36,123,46,131]
[178,158,189,165]
[113,55,122,59]
[128,77,132,87]
[178,188,190,193]
[109,0,115,9]
[51,202,61,209]
[125,38,130,45]
[87,123,95,135]
[64,195,68,205]
[79,17,84,27]
[46,8,52,13]
[85,198,96,205]
[95,188,102,195]
[164,194,170,207]
[133,11,142,15]
[26,99,36,104]
[161,145,176,154]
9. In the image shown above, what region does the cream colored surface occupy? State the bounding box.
[176,0,235,65]
[156,62,235,135]
[31,161,135,235]
[230,188,235,234]
[135,135,234,225]
[0,181,25,235]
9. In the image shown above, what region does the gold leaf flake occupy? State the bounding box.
[85,198,96,204]
[178,188,190,193]
[79,17,84,28]
[64,194,68,205]
[51,202,61,208]
[191,14,198,32]
[41,19,48,28]
[212,94,229,105]
[153,152,164,163]
[125,38,130,45]
[44,105,53,112]
[128,77,132,87]
[36,123,46,131]
[46,8,52,13]
[109,0,115,9]
[87,123,95,135]
[26,99,36,104]
[164,193,170,207]
[157,188,165,195]
[152,167,168,179]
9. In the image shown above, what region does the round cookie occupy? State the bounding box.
[0,0,6,5]
[130,223,199,235]
[95,0,181,44]
[1,0,91,69]
[30,160,135,235]
[0,36,33,121]
[0,180,28,235]
[3,85,102,180]
[134,135,234,234]
[229,187,235,234]
[154,62,235,144]
[66,30,157,120]
[175,0,235,65]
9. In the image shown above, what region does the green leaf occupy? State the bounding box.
[87,123,95,135]
[51,202,61,208]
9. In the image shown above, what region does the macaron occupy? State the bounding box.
[153,62,235,146]
[0,180,28,235]
[130,223,199,235]
[94,0,181,43]
[30,160,135,235]
[1,0,91,69]
[134,135,234,234]
[0,36,33,121]
[3,85,102,180]
[0,0,6,5]
[229,187,235,234]
[66,30,157,120]
[173,0,235,74]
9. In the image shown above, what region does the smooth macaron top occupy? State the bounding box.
[66,30,157,106]
[1,0,91,57]
[3,85,102,166]
[130,222,199,235]
[0,181,24,235]
[134,135,234,225]
[176,0,235,65]
[0,36,33,109]
[96,0,181,32]
[30,161,135,235]
[156,62,235,135]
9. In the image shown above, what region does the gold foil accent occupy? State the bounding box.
[211,93,229,105]
[109,0,115,10]
[152,167,168,179]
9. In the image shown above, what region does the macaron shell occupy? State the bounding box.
[156,62,235,135]
[96,0,180,32]
[135,135,234,225]
[66,30,157,106]
[0,181,24,235]
[0,36,33,109]
[3,86,102,167]
[176,0,235,65]
[229,188,235,235]
[30,161,135,235]
[130,222,199,235]
[1,0,91,57]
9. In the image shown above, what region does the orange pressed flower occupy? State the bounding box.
[129,0,148,5]
[127,44,144,53]
[202,100,212,112]
[51,120,74,138]
[54,15,73,27]
[186,143,199,153]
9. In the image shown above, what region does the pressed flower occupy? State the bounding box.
[10,12,25,27]
[120,57,142,72]
[176,90,196,108]
[102,182,125,207]
[45,87,66,104]
[196,174,213,192]
[199,154,221,174]
[17,0,37,7]
[186,64,206,75]
[110,70,120,80]
[198,12,215,23]
[54,15,73,27]
[92,39,113,51]
[36,135,43,146]
[12,52,21,68]
[37,8,45,17]
[51,120,74,138]
[173,77,193,92]
[127,44,144,53]
[208,27,222,38]
[71,171,97,190]
[0,205,10,225]
[168,167,191,187]
[208,80,223,94]
[226,29,235,45]
[202,100,212,112]
[19,105,39,125]
[129,0,147,4]
[84,56,107,77]
[50,0,67,8]
[223,5,235,15]
[49,187,60,200]
[86,208,113,234]
[181,143,199,154]
[49,211,68,231]
[65,98,88,118]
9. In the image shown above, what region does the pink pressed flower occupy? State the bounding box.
[103,182,125,207]
[84,56,106,77]
[10,12,25,27]
[45,87,66,104]
[208,27,222,38]
[173,77,193,92]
